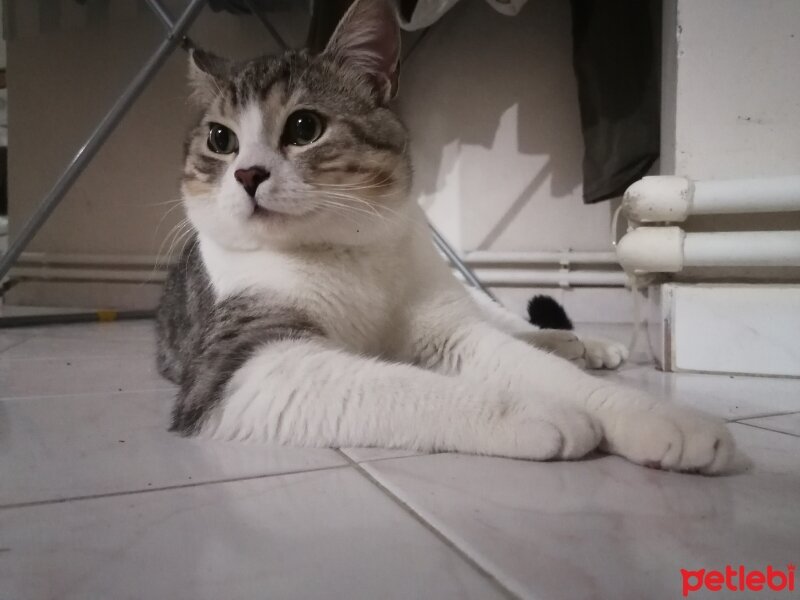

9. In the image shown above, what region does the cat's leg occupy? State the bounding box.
[413,294,734,474]
[187,338,602,460]
[464,287,628,369]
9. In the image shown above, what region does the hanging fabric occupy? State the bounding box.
[570,0,662,203]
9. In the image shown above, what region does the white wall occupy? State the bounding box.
[663,0,800,180]
[400,0,615,253]
[661,0,800,283]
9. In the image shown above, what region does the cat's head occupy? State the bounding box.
[181,0,411,251]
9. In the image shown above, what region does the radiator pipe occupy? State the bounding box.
[616,227,800,273]
[623,175,800,222]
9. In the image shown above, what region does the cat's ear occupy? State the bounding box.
[324,0,401,103]
[187,48,231,105]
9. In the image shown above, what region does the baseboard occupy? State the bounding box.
[647,283,800,377]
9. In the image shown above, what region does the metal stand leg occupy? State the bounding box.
[0,0,206,283]
[429,224,496,300]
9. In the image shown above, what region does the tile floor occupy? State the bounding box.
[1,321,798,600]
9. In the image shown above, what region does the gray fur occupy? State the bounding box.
[158,0,405,436]
[156,243,323,435]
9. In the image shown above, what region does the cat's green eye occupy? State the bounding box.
[207,123,239,155]
[283,110,325,146]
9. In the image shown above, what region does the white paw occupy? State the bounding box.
[603,403,736,474]
[519,330,585,362]
[581,337,629,370]
[488,404,602,461]
[519,330,628,370]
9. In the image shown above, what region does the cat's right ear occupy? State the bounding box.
[188,48,231,105]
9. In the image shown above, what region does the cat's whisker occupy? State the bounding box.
[310,193,388,221]
[143,218,192,285]
[310,165,406,191]
[159,219,194,270]
[310,190,422,233]
[151,200,190,254]
[312,202,366,229]
[141,198,186,208]
[311,198,383,223]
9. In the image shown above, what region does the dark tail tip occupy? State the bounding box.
[527,295,573,330]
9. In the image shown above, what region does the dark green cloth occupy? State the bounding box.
[571,0,662,203]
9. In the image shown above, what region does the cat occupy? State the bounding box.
[156,0,734,474]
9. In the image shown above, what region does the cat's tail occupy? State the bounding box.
[527,295,573,330]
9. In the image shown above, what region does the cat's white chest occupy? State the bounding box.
[199,236,407,355]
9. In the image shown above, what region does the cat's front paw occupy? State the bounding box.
[603,404,735,474]
[488,404,602,461]
[518,330,628,370]
[582,337,628,370]
[519,330,585,363]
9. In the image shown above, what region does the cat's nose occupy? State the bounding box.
[234,166,270,197]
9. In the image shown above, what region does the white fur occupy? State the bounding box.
[187,195,734,474]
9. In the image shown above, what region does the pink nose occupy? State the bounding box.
[234,166,270,197]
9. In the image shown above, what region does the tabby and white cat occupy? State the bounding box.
[156,0,734,473]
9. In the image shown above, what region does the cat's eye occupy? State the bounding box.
[207,123,239,154]
[282,110,325,146]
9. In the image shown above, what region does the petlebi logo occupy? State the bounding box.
[681,564,796,597]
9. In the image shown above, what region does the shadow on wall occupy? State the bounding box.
[397,0,587,250]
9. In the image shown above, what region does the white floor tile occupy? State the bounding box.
[1,334,154,360]
[0,305,90,317]
[362,424,800,600]
[342,447,425,462]
[3,320,156,342]
[738,412,800,437]
[599,364,800,420]
[0,390,345,506]
[0,352,170,399]
[0,469,507,600]
[0,331,28,354]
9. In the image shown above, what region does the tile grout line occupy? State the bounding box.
[732,410,800,423]
[733,420,800,439]
[337,450,521,600]
[0,462,350,511]
[0,386,177,402]
[0,336,32,355]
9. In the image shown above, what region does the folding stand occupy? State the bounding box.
[0,0,491,328]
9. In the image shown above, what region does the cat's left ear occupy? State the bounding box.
[324,0,401,103]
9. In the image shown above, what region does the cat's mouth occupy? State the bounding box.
[250,199,298,222]
[250,195,315,221]
[252,204,271,218]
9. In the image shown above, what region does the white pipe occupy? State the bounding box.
[463,250,618,265]
[11,267,166,283]
[14,258,626,287]
[20,251,623,277]
[693,177,800,214]
[683,231,800,267]
[19,252,171,268]
[616,227,800,272]
[470,268,628,287]
[14,263,626,288]
[623,175,800,222]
